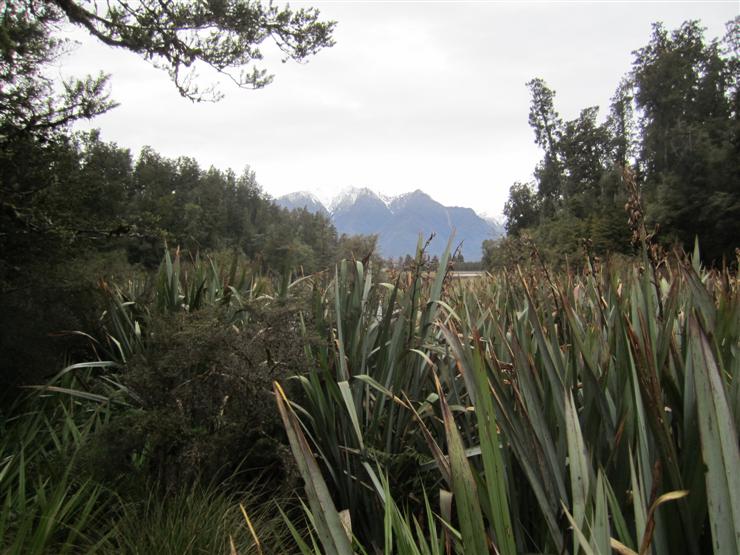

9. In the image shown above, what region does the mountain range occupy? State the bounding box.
[275,188,504,260]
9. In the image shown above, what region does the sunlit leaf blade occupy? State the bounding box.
[689,317,740,554]
[273,381,353,555]
[434,373,489,555]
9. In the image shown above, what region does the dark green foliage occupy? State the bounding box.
[0,129,342,398]
[482,236,521,270]
[0,369,120,553]
[635,21,740,263]
[335,233,379,262]
[0,1,339,551]
[0,246,325,551]
[1,368,295,554]
[85,304,306,493]
[492,19,738,270]
[0,2,115,142]
[0,250,138,402]
[497,77,633,263]
[453,260,484,271]
[263,208,339,275]
[503,181,540,236]
[0,0,338,398]
[485,211,632,271]
[589,206,632,253]
[526,78,563,216]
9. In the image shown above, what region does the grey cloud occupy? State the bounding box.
[62,1,737,219]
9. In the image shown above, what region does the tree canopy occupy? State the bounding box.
[487,19,738,267]
[0,0,338,389]
[52,0,335,100]
[1,0,335,141]
[1,0,337,265]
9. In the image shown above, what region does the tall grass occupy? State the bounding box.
[277,245,739,554]
[0,363,118,553]
[1,363,295,554]
[1,248,309,553]
[5,244,737,553]
[95,249,269,363]
[286,241,454,544]
[101,483,292,555]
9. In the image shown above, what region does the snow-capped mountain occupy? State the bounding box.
[331,188,393,237]
[274,191,328,215]
[329,187,386,212]
[274,188,503,260]
[480,212,506,235]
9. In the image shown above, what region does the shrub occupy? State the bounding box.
[85,302,307,494]
[0,249,141,405]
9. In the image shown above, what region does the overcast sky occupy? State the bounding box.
[58,1,737,218]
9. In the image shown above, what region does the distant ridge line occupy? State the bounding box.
[275,188,504,260]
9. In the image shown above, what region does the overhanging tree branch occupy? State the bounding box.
[48,0,336,101]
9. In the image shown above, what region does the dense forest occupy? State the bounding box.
[484,19,738,269]
[0,0,367,392]
[1,2,739,554]
[1,126,391,391]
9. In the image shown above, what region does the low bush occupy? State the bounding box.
[84,302,306,494]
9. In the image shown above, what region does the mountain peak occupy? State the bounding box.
[278,187,504,260]
[282,191,322,204]
[393,188,431,201]
[388,190,439,215]
[329,187,386,213]
[275,191,327,214]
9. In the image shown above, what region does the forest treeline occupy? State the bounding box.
[485,19,739,269]
[2,128,349,270]
[0,127,383,391]
[0,0,352,394]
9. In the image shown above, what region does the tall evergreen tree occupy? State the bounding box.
[527,78,564,215]
[633,20,739,261]
[492,19,737,268]
[503,182,540,236]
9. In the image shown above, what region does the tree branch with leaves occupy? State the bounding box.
[50,0,336,101]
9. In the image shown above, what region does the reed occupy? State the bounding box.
[277,244,739,554]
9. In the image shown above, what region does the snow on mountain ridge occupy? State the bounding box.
[389,189,432,212]
[378,192,394,207]
[480,211,504,227]
[329,187,384,213]
[281,191,324,205]
[276,187,504,259]
[328,187,453,215]
[281,188,494,223]
[275,191,329,214]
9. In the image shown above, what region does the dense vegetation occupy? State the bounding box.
[0,126,369,393]
[1,3,738,554]
[3,234,738,553]
[1,0,340,394]
[277,239,739,555]
[1,252,311,553]
[484,20,739,268]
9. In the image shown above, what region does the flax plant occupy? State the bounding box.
[97,249,274,364]
[277,243,739,554]
[0,364,118,553]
